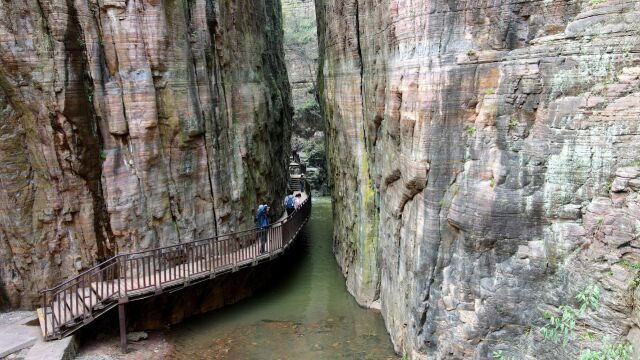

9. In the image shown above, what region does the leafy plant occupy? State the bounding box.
[576,283,600,315]
[484,88,496,95]
[541,305,578,345]
[99,150,107,160]
[490,177,496,188]
[509,117,518,130]
[620,260,640,270]
[582,331,596,341]
[466,126,477,136]
[606,179,613,193]
[540,284,602,346]
[467,49,477,57]
[579,340,633,360]
[588,0,607,5]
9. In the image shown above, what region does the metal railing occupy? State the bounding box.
[39,192,311,340]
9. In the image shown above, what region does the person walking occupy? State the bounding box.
[299,175,305,193]
[294,193,303,210]
[256,203,270,253]
[284,191,296,216]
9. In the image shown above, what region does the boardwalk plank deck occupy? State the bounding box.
[38,192,310,340]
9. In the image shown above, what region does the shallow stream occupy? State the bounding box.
[168,197,397,359]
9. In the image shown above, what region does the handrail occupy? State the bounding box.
[39,190,312,340]
[40,206,298,294]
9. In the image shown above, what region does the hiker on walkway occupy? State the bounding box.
[299,175,305,193]
[284,191,296,216]
[256,203,270,253]
[294,193,303,210]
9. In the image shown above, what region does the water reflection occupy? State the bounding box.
[169,197,397,359]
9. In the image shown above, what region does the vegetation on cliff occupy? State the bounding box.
[282,0,328,195]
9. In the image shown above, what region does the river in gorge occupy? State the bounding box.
[167,197,397,359]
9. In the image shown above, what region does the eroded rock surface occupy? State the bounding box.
[283,0,318,112]
[316,0,640,358]
[0,0,291,308]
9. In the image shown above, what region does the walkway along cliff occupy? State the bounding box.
[38,178,311,352]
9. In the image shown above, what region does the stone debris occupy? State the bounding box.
[126,332,148,343]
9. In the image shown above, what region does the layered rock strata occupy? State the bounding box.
[0,0,291,308]
[283,0,318,111]
[316,0,640,358]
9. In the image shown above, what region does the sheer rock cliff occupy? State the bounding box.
[316,0,640,358]
[0,0,291,308]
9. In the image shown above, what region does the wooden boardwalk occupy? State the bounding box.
[37,190,311,344]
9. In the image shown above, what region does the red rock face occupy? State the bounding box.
[0,0,291,308]
[317,0,640,358]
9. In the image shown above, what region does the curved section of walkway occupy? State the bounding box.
[37,190,311,341]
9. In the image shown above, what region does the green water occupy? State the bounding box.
[169,197,397,359]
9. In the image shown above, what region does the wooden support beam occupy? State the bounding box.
[119,303,127,353]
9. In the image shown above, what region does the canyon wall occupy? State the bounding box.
[316,0,640,358]
[0,0,291,308]
[283,0,318,112]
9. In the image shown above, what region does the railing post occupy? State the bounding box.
[268,227,272,254]
[118,257,123,298]
[210,239,215,275]
[42,291,47,339]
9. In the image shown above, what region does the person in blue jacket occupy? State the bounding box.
[284,191,296,216]
[256,203,270,253]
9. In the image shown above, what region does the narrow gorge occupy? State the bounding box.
[316,0,640,358]
[1,0,640,359]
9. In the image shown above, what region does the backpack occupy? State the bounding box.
[286,195,295,208]
[256,205,266,219]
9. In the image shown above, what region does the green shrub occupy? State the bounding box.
[576,283,600,315]
[579,340,633,360]
[619,260,640,270]
[541,305,578,345]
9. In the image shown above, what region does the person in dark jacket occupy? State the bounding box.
[256,203,270,253]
